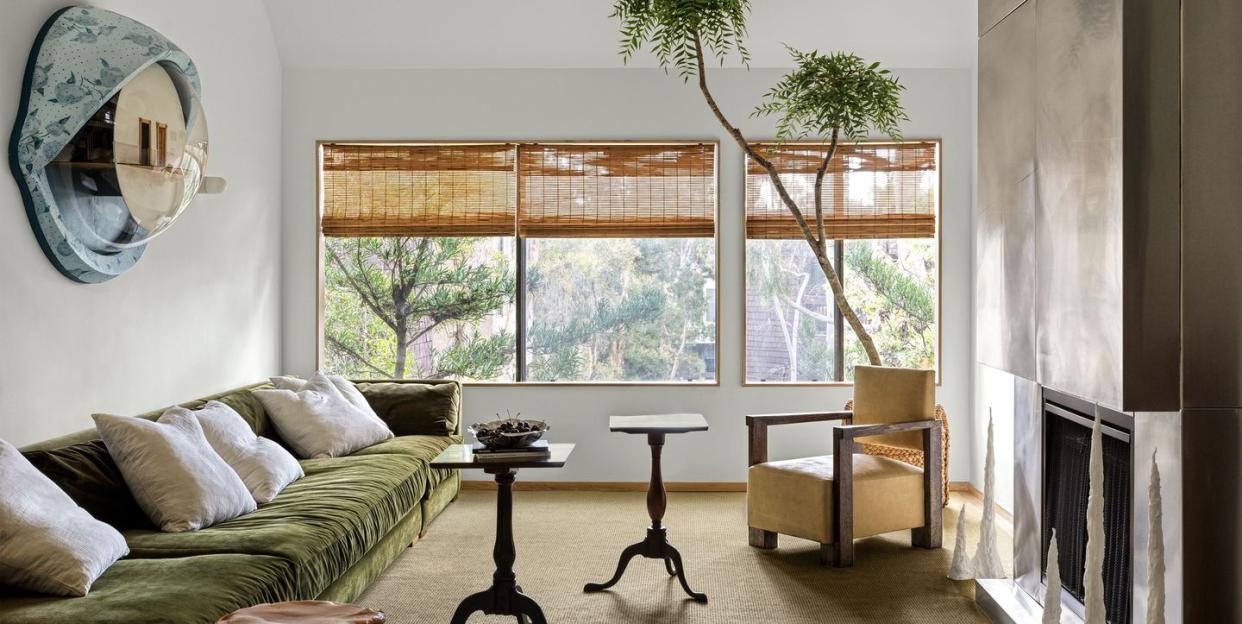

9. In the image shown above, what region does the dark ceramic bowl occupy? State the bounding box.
[468,419,550,449]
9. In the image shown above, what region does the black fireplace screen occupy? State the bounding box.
[1041,402,1132,624]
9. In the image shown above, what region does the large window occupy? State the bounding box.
[744,141,939,383]
[319,142,717,383]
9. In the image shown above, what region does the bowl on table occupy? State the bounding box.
[468,418,550,449]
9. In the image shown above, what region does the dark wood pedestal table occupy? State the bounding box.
[431,443,575,624]
[583,413,709,603]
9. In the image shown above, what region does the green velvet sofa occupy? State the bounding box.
[1,379,463,624]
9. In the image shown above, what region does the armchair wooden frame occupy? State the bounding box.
[745,410,943,567]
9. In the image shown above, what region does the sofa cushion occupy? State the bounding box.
[0,554,296,624]
[747,454,925,544]
[21,439,152,530]
[352,434,460,491]
[355,381,460,436]
[122,453,427,598]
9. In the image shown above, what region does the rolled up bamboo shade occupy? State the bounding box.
[518,143,716,238]
[745,141,938,240]
[321,143,517,237]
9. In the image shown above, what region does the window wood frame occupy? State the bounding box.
[315,139,721,387]
[740,138,943,387]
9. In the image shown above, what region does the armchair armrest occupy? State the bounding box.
[745,410,853,427]
[746,410,853,466]
[832,418,936,441]
[829,418,944,566]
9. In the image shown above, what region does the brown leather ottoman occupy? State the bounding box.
[217,601,385,624]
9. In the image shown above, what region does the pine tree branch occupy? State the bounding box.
[325,335,392,378]
[329,244,399,333]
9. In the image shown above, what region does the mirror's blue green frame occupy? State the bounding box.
[8,6,201,283]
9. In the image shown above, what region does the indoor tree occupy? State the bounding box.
[613,0,909,365]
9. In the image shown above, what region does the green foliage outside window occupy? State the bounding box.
[323,236,716,382]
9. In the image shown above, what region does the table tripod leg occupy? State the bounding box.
[583,541,644,592]
[665,544,707,603]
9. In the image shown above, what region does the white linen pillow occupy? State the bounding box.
[270,373,380,421]
[254,373,393,459]
[0,439,129,596]
[93,412,256,532]
[177,401,304,504]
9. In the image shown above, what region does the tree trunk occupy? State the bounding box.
[689,32,883,367]
[393,319,408,379]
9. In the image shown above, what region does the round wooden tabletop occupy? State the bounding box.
[217,601,386,624]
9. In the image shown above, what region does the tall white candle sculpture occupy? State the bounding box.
[1043,529,1062,624]
[974,413,1005,578]
[1084,415,1106,622]
[948,504,973,580]
[1148,449,1165,624]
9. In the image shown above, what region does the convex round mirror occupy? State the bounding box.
[47,61,208,253]
[9,6,220,283]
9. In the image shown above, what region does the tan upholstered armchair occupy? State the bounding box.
[745,366,943,567]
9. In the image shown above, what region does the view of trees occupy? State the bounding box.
[323,236,516,380]
[323,235,716,382]
[843,239,936,377]
[745,239,837,382]
[746,237,935,382]
[526,238,715,382]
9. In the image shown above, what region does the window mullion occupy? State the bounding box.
[514,237,528,382]
[834,239,845,382]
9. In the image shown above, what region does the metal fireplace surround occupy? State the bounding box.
[976,0,1242,620]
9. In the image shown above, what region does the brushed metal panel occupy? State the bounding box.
[1182,0,1242,408]
[1120,0,1181,412]
[1012,372,1043,601]
[977,1,1038,380]
[980,0,1029,36]
[1181,409,1242,621]
[1132,411,1182,624]
[1034,0,1125,410]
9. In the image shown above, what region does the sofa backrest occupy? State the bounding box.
[17,381,276,453]
[16,378,462,530]
[352,378,463,437]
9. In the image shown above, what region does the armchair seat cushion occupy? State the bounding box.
[747,454,925,544]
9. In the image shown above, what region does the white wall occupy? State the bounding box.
[0,1,283,446]
[282,67,975,483]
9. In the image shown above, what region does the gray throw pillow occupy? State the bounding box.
[0,439,129,596]
[93,411,256,532]
[253,373,393,458]
[179,401,304,504]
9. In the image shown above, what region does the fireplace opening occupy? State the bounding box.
[1041,393,1133,624]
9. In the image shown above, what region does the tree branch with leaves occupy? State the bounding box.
[613,0,909,365]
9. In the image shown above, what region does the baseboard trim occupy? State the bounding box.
[949,481,1014,524]
[459,479,1013,523]
[461,480,748,493]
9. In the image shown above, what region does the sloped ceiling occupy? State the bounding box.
[263,0,976,70]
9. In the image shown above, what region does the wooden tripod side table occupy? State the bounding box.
[584,413,709,603]
[431,443,575,624]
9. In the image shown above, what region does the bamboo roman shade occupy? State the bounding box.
[321,143,517,237]
[518,143,716,238]
[745,141,938,240]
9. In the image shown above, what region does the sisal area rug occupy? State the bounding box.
[358,491,1009,623]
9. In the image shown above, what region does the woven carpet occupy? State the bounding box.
[357,491,1010,623]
